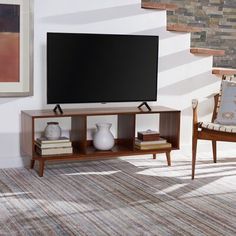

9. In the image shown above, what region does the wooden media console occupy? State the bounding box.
[21,106,180,177]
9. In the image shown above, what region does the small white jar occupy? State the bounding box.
[44,122,62,140]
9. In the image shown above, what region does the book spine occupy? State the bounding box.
[135,139,166,145]
[36,137,70,144]
[135,143,171,150]
[35,141,72,149]
[35,146,73,155]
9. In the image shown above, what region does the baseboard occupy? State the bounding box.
[0,156,31,169]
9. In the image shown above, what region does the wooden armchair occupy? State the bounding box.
[192,76,236,179]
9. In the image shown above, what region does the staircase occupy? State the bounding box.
[140,0,236,145]
[142,1,236,77]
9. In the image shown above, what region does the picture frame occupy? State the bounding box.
[0,0,33,97]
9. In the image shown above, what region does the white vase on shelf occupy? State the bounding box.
[93,123,115,150]
[44,122,62,140]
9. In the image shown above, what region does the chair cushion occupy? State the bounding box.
[215,80,236,125]
[199,122,236,133]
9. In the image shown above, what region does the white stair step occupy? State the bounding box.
[159,34,190,57]
[158,56,214,89]
[157,81,220,112]
[158,71,219,96]
[136,27,191,57]
[158,50,212,73]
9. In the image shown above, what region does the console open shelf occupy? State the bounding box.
[21,106,180,177]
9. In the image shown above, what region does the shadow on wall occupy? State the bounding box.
[134,26,181,40]
[182,96,215,117]
[158,71,218,96]
[158,50,209,73]
[40,4,149,25]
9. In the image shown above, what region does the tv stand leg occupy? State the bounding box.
[166,151,171,166]
[153,154,156,159]
[53,104,63,114]
[138,102,151,111]
[30,159,35,169]
[38,160,45,177]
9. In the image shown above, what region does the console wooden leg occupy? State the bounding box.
[166,151,171,166]
[30,160,35,169]
[38,160,45,177]
[153,154,156,159]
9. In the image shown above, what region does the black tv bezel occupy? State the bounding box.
[46,32,159,104]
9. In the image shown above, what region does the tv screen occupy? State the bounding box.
[47,33,159,104]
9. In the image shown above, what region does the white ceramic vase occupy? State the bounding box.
[44,122,62,140]
[93,123,115,150]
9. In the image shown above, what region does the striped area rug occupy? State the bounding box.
[0,152,236,235]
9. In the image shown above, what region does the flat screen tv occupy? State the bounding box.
[47,32,159,107]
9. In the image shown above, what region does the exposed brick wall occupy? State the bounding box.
[143,0,236,68]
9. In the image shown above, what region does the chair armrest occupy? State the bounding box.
[192,99,199,137]
[192,99,198,125]
[192,99,198,109]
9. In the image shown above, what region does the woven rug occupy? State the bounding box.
[0,151,236,236]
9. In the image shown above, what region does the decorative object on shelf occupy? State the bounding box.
[93,123,115,151]
[44,122,62,140]
[137,129,160,141]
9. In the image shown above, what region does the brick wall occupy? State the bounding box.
[143,0,236,68]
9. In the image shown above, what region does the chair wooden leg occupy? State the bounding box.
[212,140,217,163]
[192,137,198,179]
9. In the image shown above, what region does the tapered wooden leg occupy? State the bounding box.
[192,137,198,179]
[30,159,35,169]
[166,151,171,166]
[212,140,217,163]
[153,154,156,159]
[38,160,45,177]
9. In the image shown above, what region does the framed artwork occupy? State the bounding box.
[0,0,33,97]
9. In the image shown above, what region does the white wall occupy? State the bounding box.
[0,0,227,168]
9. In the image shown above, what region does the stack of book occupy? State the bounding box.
[35,136,73,155]
[135,130,172,150]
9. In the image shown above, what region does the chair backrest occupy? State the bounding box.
[212,75,236,122]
